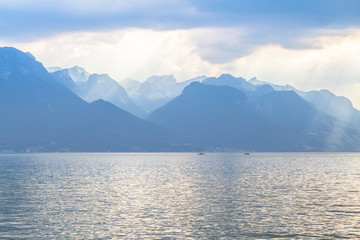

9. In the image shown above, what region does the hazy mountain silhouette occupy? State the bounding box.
[301,90,360,128]
[0,47,175,152]
[122,75,206,113]
[148,82,360,151]
[203,74,275,101]
[249,77,360,128]
[52,67,146,118]
[1,47,359,152]
[203,74,255,92]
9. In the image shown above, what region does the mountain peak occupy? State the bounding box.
[0,47,38,65]
[89,73,111,83]
[182,82,247,103]
[0,47,48,81]
[66,66,90,83]
[219,73,236,79]
[203,73,254,92]
[145,74,176,85]
[0,46,24,55]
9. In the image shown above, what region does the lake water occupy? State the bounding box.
[1,153,360,239]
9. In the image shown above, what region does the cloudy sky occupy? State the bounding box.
[1,0,360,109]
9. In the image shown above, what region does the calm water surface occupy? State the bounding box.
[1,152,360,239]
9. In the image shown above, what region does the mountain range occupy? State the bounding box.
[149,82,360,151]
[0,47,181,152]
[249,77,360,128]
[121,75,206,113]
[1,47,360,152]
[51,66,146,118]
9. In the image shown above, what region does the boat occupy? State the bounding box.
[197,152,205,155]
[244,152,250,155]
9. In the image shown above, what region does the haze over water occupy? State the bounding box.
[1,152,360,239]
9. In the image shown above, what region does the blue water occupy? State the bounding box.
[1,152,360,239]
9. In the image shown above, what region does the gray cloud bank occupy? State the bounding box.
[1,0,360,65]
[1,0,360,41]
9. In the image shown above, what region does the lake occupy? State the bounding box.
[1,152,360,239]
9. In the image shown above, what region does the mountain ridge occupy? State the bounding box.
[1,47,359,152]
[0,47,178,152]
[149,82,360,151]
[52,67,146,118]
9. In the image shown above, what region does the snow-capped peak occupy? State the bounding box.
[67,66,90,83]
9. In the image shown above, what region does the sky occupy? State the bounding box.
[1,0,360,109]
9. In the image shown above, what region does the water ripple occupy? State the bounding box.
[0,152,360,239]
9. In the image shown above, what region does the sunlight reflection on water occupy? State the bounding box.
[1,152,360,239]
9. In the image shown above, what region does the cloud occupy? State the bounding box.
[4,29,219,82]
[225,29,360,109]
[0,0,199,41]
[0,0,185,14]
[233,29,360,88]
[187,28,255,64]
[1,0,360,47]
